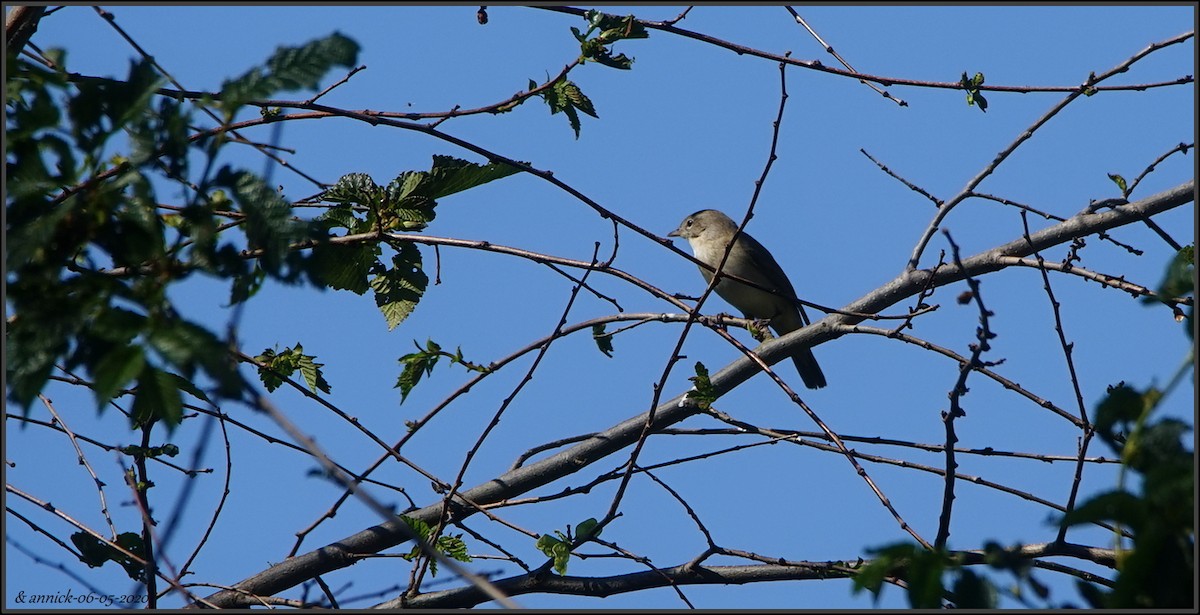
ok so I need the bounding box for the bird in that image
[668,209,826,389]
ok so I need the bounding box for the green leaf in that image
[91,344,145,408]
[1145,246,1194,335]
[255,344,330,395]
[214,167,299,276]
[1094,382,1145,452]
[575,517,602,541]
[419,154,524,200]
[592,323,614,357]
[315,204,368,233]
[371,245,427,330]
[219,32,360,113]
[309,241,380,294]
[905,550,946,608]
[297,350,331,395]
[559,81,597,118]
[961,70,988,113]
[535,534,572,575]
[160,371,213,404]
[146,317,244,399]
[951,569,998,608]
[686,362,717,409]
[1060,490,1146,529]
[68,58,163,153]
[229,263,268,305]
[324,172,381,207]
[397,516,471,577]
[1108,173,1129,194]
[131,366,184,430]
[538,78,597,138]
[396,339,440,404]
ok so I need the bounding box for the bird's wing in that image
[740,232,813,326]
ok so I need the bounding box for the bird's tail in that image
[792,348,826,390]
[773,310,826,389]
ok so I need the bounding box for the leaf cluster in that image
[571,9,648,70]
[315,156,520,329]
[535,518,602,575]
[396,338,491,404]
[5,34,360,426]
[254,343,331,395]
[397,515,472,577]
[960,71,988,113]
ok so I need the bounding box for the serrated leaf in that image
[409,155,524,200]
[324,172,381,206]
[297,351,331,395]
[396,340,439,404]
[309,241,380,294]
[370,246,427,330]
[219,32,360,113]
[560,81,597,118]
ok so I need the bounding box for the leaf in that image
[560,81,597,118]
[214,167,298,276]
[371,245,428,330]
[1094,382,1145,452]
[535,534,572,575]
[397,516,471,577]
[538,78,597,138]
[160,371,213,404]
[91,344,145,409]
[147,317,244,398]
[67,58,163,152]
[296,350,331,395]
[131,366,184,430]
[686,362,717,409]
[418,154,524,200]
[229,263,267,305]
[308,241,380,294]
[592,323,614,357]
[71,531,146,581]
[1108,172,1129,194]
[951,569,997,608]
[575,517,602,541]
[255,344,331,395]
[1060,490,1147,529]
[324,172,381,207]
[396,339,440,404]
[219,32,360,113]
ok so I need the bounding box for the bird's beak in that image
[667,228,681,238]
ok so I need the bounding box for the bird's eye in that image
[685,219,693,227]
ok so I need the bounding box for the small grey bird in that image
[668,209,826,389]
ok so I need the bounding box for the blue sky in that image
[5,4,1195,609]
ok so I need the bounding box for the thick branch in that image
[379,541,1115,608]
[4,5,46,54]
